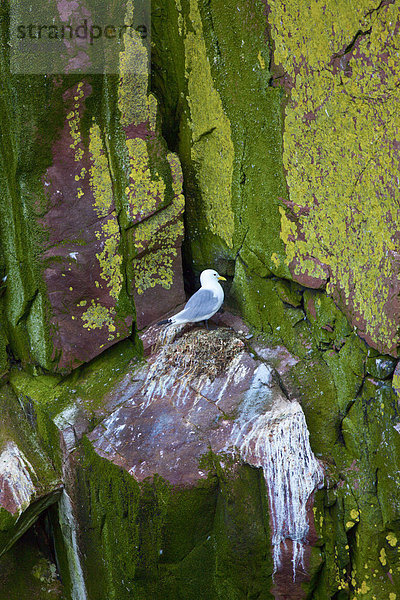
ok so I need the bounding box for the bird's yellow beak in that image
[218,276,227,281]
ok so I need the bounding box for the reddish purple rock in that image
[85,316,324,586]
[40,81,132,372]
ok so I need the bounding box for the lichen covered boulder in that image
[9,319,324,599]
[269,0,400,356]
[0,1,185,374]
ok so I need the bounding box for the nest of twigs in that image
[160,328,245,382]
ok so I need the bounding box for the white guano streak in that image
[231,366,324,578]
[141,336,323,579]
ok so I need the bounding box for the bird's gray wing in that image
[181,288,220,321]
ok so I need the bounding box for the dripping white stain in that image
[139,329,324,579]
[231,364,324,579]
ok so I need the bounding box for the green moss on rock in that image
[0,384,61,556]
[231,261,311,359]
[212,456,273,600]
[8,339,142,467]
[287,354,342,458]
[152,0,290,277]
[73,440,273,600]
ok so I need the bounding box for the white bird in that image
[158,269,226,326]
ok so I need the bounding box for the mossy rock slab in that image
[0,384,62,557]
[0,5,186,373]
[151,0,290,279]
[75,437,273,600]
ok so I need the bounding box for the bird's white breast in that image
[205,281,224,305]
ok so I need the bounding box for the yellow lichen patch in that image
[183,0,235,248]
[358,581,370,595]
[345,509,358,530]
[390,593,396,600]
[133,196,184,253]
[167,152,184,196]
[81,300,117,341]
[147,94,158,131]
[337,577,348,591]
[270,0,400,353]
[133,246,179,295]
[95,219,123,300]
[175,0,184,35]
[271,253,280,267]
[279,206,297,247]
[131,151,185,295]
[257,50,266,70]
[84,121,123,321]
[67,81,85,162]
[88,123,114,218]
[380,548,387,566]
[387,532,398,547]
[124,138,165,220]
[133,216,184,294]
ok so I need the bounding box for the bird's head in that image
[200,269,226,286]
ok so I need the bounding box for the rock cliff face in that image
[1,1,400,599]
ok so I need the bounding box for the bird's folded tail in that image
[157,318,172,326]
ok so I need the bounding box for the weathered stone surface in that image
[269,0,400,355]
[0,1,186,373]
[9,315,323,598]
[0,385,62,557]
[40,81,133,371]
[85,323,323,592]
